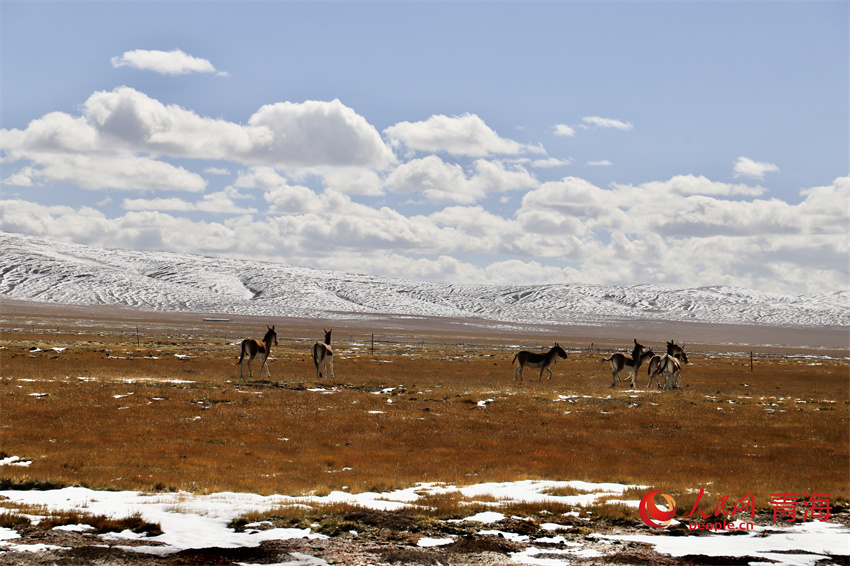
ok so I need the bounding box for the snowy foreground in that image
[1,480,847,566]
[2,231,848,329]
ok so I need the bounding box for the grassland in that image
[1,302,848,522]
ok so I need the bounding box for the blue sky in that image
[2,1,848,295]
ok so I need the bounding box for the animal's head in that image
[633,339,646,354]
[667,340,688,363]
[323,328,332,344]
[555,343,568,359]
[266,325,279,346]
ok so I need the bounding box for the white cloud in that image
[553,124,575,137]
[111,49,226,76]
[384,156,537,204]
[615,175,766,197]
[1,88,396,194]
[248,99,396,169]
[3,176,848,294]
[122,188,256,214]
[384,113,543,157]
[122,197,196,212]
[530,157,570,168]
[733,156,780,179]
[587,160,612,166]
[582,116,633,130]
[3,151,206,192]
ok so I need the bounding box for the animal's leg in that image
[516,365,524,381]
[611,370,618,387]
[545,367,554,381]
[262,354,272,378]
[328,357,335,379]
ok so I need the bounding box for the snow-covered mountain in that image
[1,231,847,328]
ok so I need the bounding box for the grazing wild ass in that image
[512,343,568,382]
[311,328,334,380]
[647,340,689,389]
[602,339,650,388]
[237,325,278,379]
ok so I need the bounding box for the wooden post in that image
[750,352,754,372]
[371,334,375,355]
[136,326,140,347]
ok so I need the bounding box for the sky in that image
[1,1,848,296]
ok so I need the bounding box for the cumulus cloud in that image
[1,83,845,295]
[553,124,575,137]
[1,88,396,194]
[733,156,780,179]
[3,176,848,293]
[582,116,633,130]
[111,49,226,76]
[384,156,538,204]
[384,113,544,157]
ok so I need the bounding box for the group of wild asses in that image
[512,338,687,389]
[236,326,335,381]
[599,339,689,390]
[237,326,687,391]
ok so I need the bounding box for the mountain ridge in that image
[1,231,847,329]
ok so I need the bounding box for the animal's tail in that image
[601,356,613,364]
[311,343,319,368]
[511,353,518,365]
[235,341,245,365]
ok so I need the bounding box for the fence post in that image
[750,352,754,372]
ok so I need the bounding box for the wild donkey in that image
[311,328,334,380]
[602,339,650,388]
[647,340,689,389]
[237,325,278,379]
[512,343,568,382]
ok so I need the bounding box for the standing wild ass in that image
[602,339,650,388]
[647,340,689,389]
[311,329,334,380]
[512,343,568,382]
[237,325,278,379]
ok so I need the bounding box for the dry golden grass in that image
[1,307,848,523]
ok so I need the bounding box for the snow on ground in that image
[1,482,847,565]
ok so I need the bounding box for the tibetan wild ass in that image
[513,343,568,382]
[311,328,334,380]
[237,325,278,379]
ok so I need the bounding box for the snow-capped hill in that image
[1,231,847,328]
